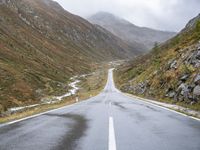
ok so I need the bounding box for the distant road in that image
[0,69,200,150]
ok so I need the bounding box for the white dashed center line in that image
[109,116,117,150]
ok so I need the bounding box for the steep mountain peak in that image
[91,11,116,18]
[89,11,131,25]
[90,11,120,19]
[88,12,176,52]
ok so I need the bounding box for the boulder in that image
[166,88,176,98]
[193,85,200,95]
[193,85,200,101]
[196,50,200,60]
[176,83,189,101]
[177,83,186,93]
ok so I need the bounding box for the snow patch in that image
[8,74,87,114]
[55,79,80,101]
[8,104,40,113]
[19,14,30,25]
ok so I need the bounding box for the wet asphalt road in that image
[0,69,200,150]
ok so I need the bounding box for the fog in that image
[54,0,200,32]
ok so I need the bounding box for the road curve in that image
[0,69,200,150]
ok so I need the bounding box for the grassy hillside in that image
[115,14,200,110]
[0,0,138,113]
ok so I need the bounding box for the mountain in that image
[88,12,176,52]
[115,14,200,110]
[0,0,139,112]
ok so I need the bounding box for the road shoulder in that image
[123,92,200,121]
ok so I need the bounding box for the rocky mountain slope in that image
[115,14,200,110]
[88,12,176,52]
[0,0,139,112]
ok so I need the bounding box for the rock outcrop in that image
[116,14,200,110]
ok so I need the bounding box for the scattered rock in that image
[121,43,200,104]
[153,70,158,75]
[194,74,200,84]
[186,47,200,67]
[167,91,176,98]
[137,82,147,94]
[129,82,148,94]
[180,74,189,82]
[35,89,43,97]
[169,60,177,69]
[121,84,133,93]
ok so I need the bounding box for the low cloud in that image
[55,0,200,32]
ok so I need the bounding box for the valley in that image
[0,1,200,149]
[0,0,137,113]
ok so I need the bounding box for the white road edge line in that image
[123,93,200,122]
[111,68,199,121]
[0,105,72,128]
[109,116,117,150]
[109,102,112,108]
[0,95,99,128]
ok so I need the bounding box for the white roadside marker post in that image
[76,97,79,103]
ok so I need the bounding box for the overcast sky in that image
[54,0,200,32]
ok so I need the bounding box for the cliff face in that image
[116,14,200,110]
[0,0,137,111]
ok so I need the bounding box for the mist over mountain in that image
[88,12,176,52]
